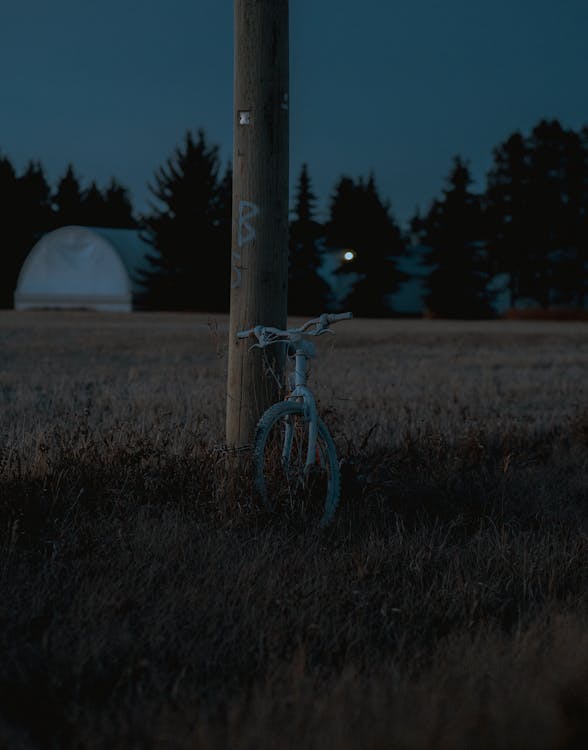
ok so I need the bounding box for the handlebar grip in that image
[327,312,353,322]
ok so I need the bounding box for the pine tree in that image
[525,120,570,307]
[139,130,231,311]
[550,127,588,307]
[485,120,588,308]
[288,164,330,314]
[102,178,136,228]
[485,132,532,306]
[413,157,492,318]
[326,174,405,316]
[0,155,22,307]
[0,157,54,307]
[579,126,588,307]
[17,161,53,241]
[52,165,85,226]
[80,181,107,226]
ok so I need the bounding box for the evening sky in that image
[1,0,587,224]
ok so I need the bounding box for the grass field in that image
[1,311,587,749]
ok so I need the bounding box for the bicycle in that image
[237,311,352,526]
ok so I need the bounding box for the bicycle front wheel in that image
[253,401,340,526]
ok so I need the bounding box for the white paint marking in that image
[232,201,260,289]
[238,201,260,247]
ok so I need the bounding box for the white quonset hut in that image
[14,226,153,312]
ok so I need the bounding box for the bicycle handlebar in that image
[237,311,352,343]
[301,311,352,331]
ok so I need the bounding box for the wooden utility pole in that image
[226,0,289,448]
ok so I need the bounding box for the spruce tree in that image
[0,157,54,307]
[52,165,85,226]
[485,132,532,306]
[0,155,22,307]
[18,161,53,242]
[76,179,136,228]
[525,120,569,307]
[579,126,588,307]
[288,164,330,314]
[101,178,136,228]
[530,120,588,308]
[326,174,405,316]
[413,157,492,318]
[80,181,107,226]
[139,130,231,311]
[485,120,588,308]
[551,127,588,307]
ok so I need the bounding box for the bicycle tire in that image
[253,401,340,526]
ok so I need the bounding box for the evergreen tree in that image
[0,155,23,307]
[139,130,231,311]
[102,178,136,228]
[550,126,588,306]
[579,126,588,307]
[79,178,136,228]
[485,120,588,308]
[326,174,405,316]
[80,181,107,226]
[17,161,54,241]
[0,157,54,307]
[413,157,492,318]
[484,132,532,306]
[52,167,136,229]
[525,119,569,307]
[52,164,85,226]
[288,164,330,314]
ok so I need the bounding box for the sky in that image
[1,0,587,226]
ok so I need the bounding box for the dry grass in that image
[1,311,587,749]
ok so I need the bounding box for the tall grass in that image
[1,312,587,748]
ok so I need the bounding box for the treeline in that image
[413,120,588,316]
[139,119,588,316]
[2,118,587,315]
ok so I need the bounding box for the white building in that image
[14,225,153,312]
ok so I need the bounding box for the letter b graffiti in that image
[238,201,260,247]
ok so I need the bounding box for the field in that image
[1,311,588,749]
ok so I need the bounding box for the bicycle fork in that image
[284,348,319,471]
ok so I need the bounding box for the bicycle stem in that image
[294,350,307,388]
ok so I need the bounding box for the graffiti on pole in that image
[232,200,260,289]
